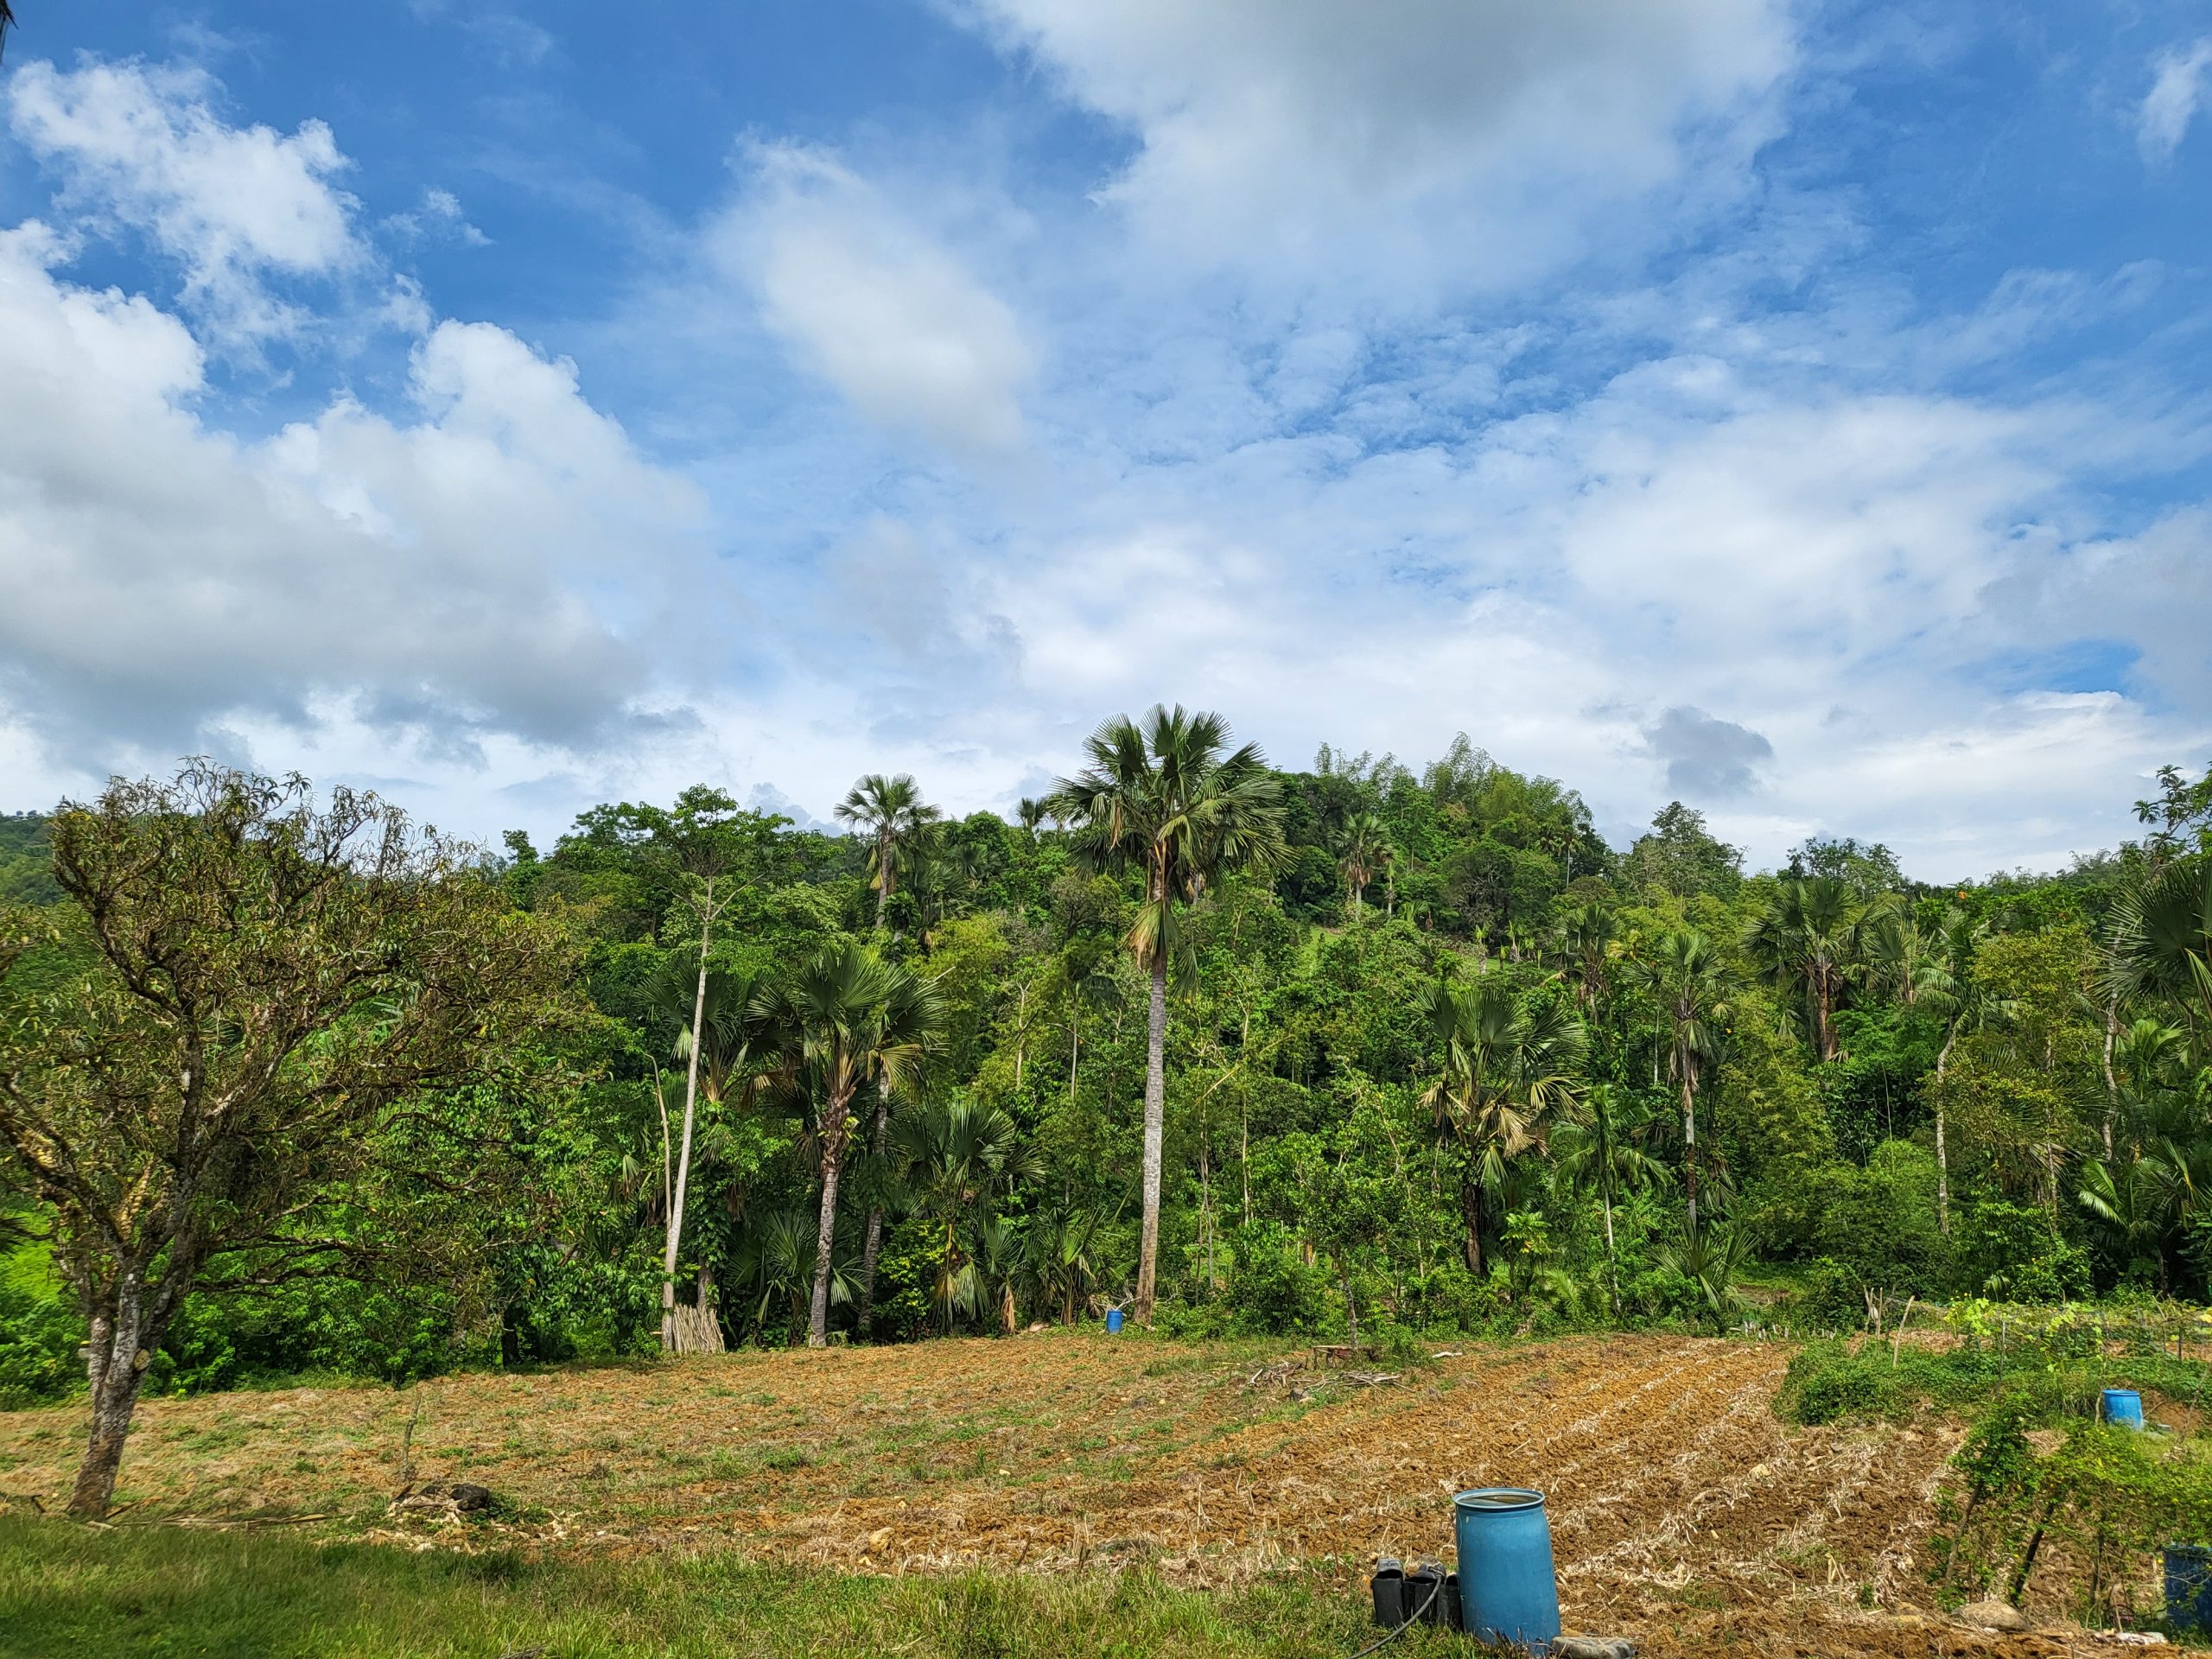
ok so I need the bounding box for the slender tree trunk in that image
[1460,1170,1484,1277]
[1601,1185,1620,1317]
[809,1090,853,1348]
[855,1094,892,1339]
[2101,996,2120,1159]
[1350,882,1361,920]
[69,1273,155,1517]
[1681,1055,1700,1235]
[874,831,891,930]
[1135,952,1169,1323]
[1934,1028,1955,1236]
[663,898,713,1353]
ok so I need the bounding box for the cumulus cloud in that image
[715,144,1034,457]
[955,0,1792,276]
[1642,706,1773,798]
[0,226,706,770]
[6,57,365,346]
[2139,40,2212,163]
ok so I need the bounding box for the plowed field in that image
[0,1333,2094,1656]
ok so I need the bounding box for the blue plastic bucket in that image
[1105,1308,1124,1334]
[2102,1389,2145,1430]
[1453,1488,1560,1653]
[2168,1546,2212,1632]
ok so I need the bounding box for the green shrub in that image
[1222,1222,1330,1337]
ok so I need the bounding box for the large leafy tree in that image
[1416,973,1585,1276]
[1047,705,1288,1323]
[836,773,942,931]
[1630,927,1729,1233]
[761,941,942,1346]
[1916,906,2011,1233]
[0,765,575,1516]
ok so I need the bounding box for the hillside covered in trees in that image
[3,726,2209,1412]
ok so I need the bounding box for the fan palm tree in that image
[1027,1206,1103,1325]
[1554,1084,1669,1314]
[1553,901,1617,1011]
[836,773,942,931]
[892,1098,1036,1330]
[1017,797,1050,837]
[1416,973,1586,1276]
[760,942,944,1346]
[1658,1217,1748,1333]
[1742,875,1872,1061]
[2107,855,2212,1044]
[1335,811,1392,920]
[642,961,769,1351]
[1628,927,1728,1233]
[1046,705,1289,1322]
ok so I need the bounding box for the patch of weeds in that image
[760,1447,812,1473]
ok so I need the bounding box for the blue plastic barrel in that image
[1453,1488,1560,1653]
[2102,1389,2145,1430]
[2168,1546,2212,1632]
[1105,1307,1124,1334]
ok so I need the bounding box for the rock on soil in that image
[1955,1600,2030,1632]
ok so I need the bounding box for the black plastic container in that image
[1406,1562,1447,1626]
[1370,1558,1405,1628]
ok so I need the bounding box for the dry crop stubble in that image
[0,1332,2067,1656]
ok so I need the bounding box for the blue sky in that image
[0,1,2208,875]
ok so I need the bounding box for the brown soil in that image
[0,1332,2136,1656]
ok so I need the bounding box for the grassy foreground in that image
[0,1514,1438,1659]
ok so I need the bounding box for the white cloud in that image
[2139,39,2212,163]
[0,225,708,774]
[6,57,365,346]
[956,0,1792,278]
[715,144,1035,457]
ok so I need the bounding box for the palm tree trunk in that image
[809,1089,852,1348]
[1460,1170,1484,1277]
[855,1095,892,1338]
[1681,1058,1699,1235]
[663,905,712,1353]
[1135,952,1168,1323]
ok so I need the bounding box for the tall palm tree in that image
[1742,875,1872,1061]
[760,942,943,1346]
[836,773,942,931]
[1017,797,1050,837]
[642,961,768,1352]
[1416,973,1586,1276]
[1046,705,1288,1322]
[1554,1083,1668,1315]
[1629,928,1728,1233]
[893,1098,1035,1330]
[1335,811,1392,920]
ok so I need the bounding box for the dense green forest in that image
[3,728,2210,1410]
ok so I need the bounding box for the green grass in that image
[0,1514,1462,1659]
[1777,1337,2212,1427]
